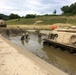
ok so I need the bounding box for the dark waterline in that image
[10,33,76,75]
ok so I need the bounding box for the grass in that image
[6,16,76,26]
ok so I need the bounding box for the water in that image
[9,33,76,75]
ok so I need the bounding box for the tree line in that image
[0,13,36,20]
[0,13,20,20]
[0,2,76,20]
[61,2,76,15]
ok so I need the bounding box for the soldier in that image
[25,32,29,39]
[21,34,25,40]
[6,28,10,37]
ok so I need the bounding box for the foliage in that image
[0,13,21,20]
[53,10,57,15]
[61,2,76,15]
[6,16,76,25]
[25,14,36,18]
[0,13,9,20]
[9,13,20,19]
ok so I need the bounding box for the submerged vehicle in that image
[43,27,76,53]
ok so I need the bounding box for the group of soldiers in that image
[6,28,42,44]
[21,32,29,40]
[21,32,42,40]
[6,28,29,40]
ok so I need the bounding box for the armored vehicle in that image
[43,27,76,53]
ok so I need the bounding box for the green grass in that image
[6,16,76,25]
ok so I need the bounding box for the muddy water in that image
[9,33,76,75]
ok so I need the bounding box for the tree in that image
[61,6,70,14]
[0,13,9,20]
[53,10,57,15]
[9,13,20,19]
[25,14,36,18]
[61,2,76,15]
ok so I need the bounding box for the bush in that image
[25,14,36,18]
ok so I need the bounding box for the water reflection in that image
[38,37,42,44]
[21,38,30,45]
[25,38,29,44]
[42,45,76,74]
[21,40,25,45]
[10,33,76,75]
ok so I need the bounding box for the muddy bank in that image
[0,28,41,36]
[0,28,26,35]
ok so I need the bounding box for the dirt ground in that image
[7,23,74,30]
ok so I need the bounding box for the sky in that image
[0,0,76,16]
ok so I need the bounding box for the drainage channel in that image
[9,32,76,75]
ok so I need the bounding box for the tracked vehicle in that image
[43,27,76,53]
